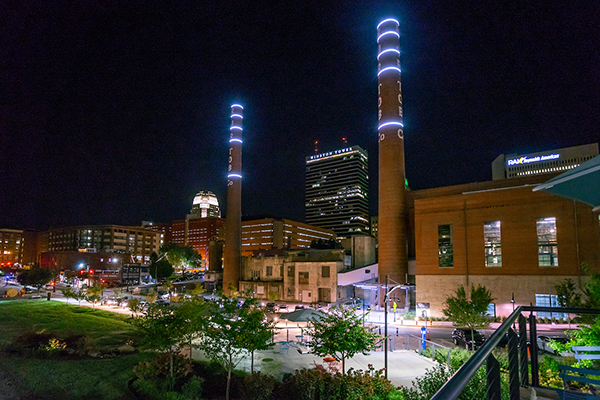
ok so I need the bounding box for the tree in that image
[132,301,202,390]
[555,278,583,327]
[17,267,55,293]
[443,284,494,351]
[61,287,75,304]
[149,252,174,282]
[242,305,277,373]
[199,295,273,400]
[303,304,380,374]
[159,243,202,275]
[73,288,87,307]
[85,282,105,309]
[127,297,143,316]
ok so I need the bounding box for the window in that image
[484,221,502,267]
[299,272,309,284]
[321,265,330,278]
[537,217,558,266]
[535,294,566,320]
[251,270,260,279]
[287,265,294,277]
[266,266,273,277]
[438,225,453,267]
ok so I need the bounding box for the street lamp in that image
[383,276,406,380]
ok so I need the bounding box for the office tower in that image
[190,191,221,218]
[377,18,408,284]
[305,145,370,238]
[223,104,243,292]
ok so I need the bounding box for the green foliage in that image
[277,366,395,400]
[538,356,562,388]
[199,294,275,399]
[132,375,204,400]
[61,286,75,304]
[549,317,600,368]
[150,252,175,281]
[419,347,471,369]
[443,284,494,351]
[17,267,55,292]
[555,278,583,308]
[128,297,143,314]
[85,283,104,308]
[159,244,202,274]
[240,372,277,400]
[303,305,380,373]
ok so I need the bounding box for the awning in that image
[533,155,600,212]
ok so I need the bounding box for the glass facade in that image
[537,217,558,266]
[484,221,502,267]
[535,294,566,320]
[438,225,453,267]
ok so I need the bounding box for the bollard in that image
[396,327,399,336]
[47,292,51,301]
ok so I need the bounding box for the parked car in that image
[452,328,486,350]
[295,305,306,311]
[537,335,569,355]
[277,304,288,312]
[265,303,278,312]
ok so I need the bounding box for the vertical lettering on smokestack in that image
[223,104,243,293]
[377,18,407,284]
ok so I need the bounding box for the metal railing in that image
[406,334,452,366]
[431,306,600,400]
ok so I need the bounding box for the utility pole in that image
[384,275,388,379]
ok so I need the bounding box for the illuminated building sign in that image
[507,153,560,166]
[309,147,354,161]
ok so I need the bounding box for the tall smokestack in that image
[223,103,243,292]
[377,18,407,284]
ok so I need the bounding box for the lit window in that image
[537,217,558,267]
[438,225,453,268]
[484,221,502,267]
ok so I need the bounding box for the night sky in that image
[2,1,599,231]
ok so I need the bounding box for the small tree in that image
[132,302,199,390]
[303,305,380,374]
[61,287,75,304]
[555,278,583,328]
[149,251,174,282]
[443,284,494,351]
[199,295,268,400]
[242,305,277,373]
[85,282,105,309]
[73,288,87,307]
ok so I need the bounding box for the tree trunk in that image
[226,353,232,400]
[169,350,174,391]
[342,357,345,374]
[470,327,475,352]
[251,350,254,373]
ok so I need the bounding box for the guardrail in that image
[431,306,600,400]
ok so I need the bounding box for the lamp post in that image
[383,277,405,380]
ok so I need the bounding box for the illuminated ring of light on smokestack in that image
[377,18,399,30]
[377,66,402,76]
[230,113,243,119]
[231,104,244,109]
[377,31,400,42]
[228,173,242,179]
[378,121,404,130]
[377,48,400,60]
[229,138,242,143]
[230,126,243,131]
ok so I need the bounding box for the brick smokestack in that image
[377,19,408,284]
[223,104,243,293]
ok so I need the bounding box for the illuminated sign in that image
[507,153,560,166]
[309,147,354,160]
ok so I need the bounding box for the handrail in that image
[430,306,523,400]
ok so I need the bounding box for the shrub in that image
[134,353,193,382]
[538,356,562,388]
[132,376,203,400]
[240,372,276,400]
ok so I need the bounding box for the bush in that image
[276,366,396,400]
[538,356,562,388]
[134,353,193,382]
[240,372,276,400]
[132,376,204,400]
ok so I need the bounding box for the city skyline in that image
[2,2,598,230]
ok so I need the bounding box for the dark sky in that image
[2,1,599,231]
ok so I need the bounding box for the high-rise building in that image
[305,145,370,238]
[190,191,221,218]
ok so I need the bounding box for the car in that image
[537,335,569,355]
[452,328,486,350]
[265,303,278,312]
[277,304,288,312]
[295,305,306,311]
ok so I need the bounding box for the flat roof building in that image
[305,145,370,238]
[492,143,598,180]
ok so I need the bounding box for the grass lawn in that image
[0,299,135,347]
[0,299,151,400]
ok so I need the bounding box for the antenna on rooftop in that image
[314,140,319,153]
